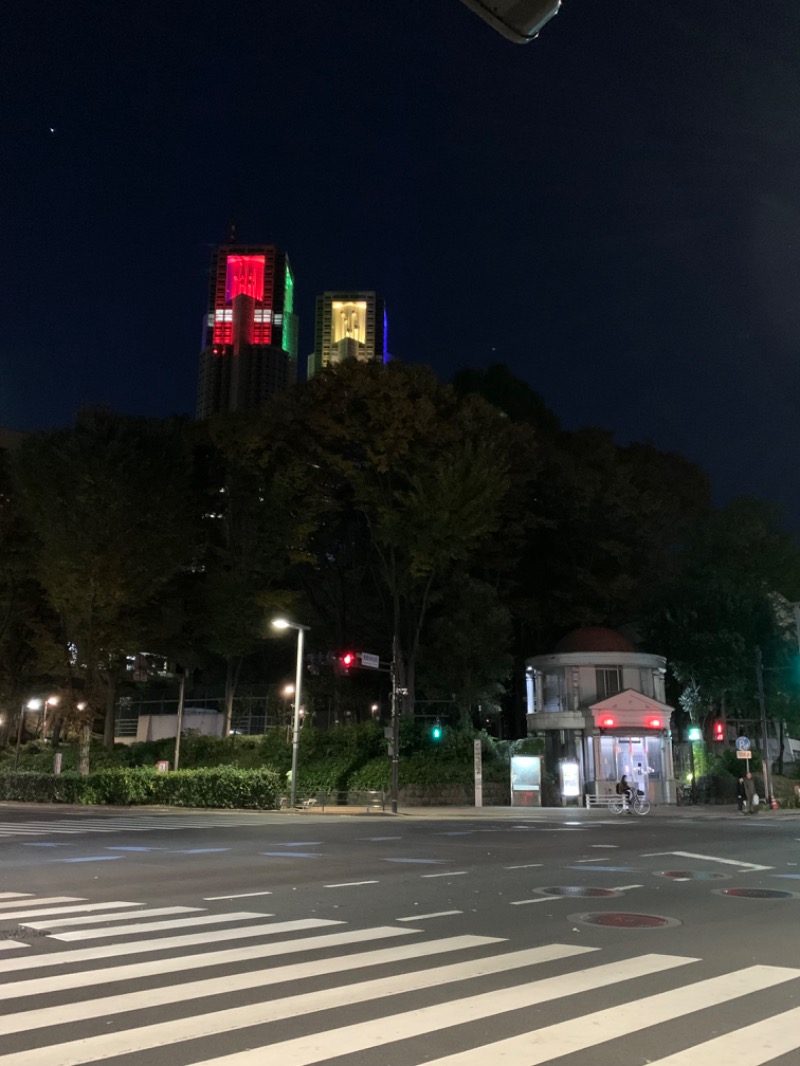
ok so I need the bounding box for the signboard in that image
[736,750,752,760]
[156,760,170,772]
[474,740,483,808]
[735,736,751,751]
[560,760,580,798]
[510,755,542,808]
[360,652,380,670]
[53,752,62,775]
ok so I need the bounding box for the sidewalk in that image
[287,802,800,820]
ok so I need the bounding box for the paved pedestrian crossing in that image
[0,892,799,1065]
[0,813,278,838]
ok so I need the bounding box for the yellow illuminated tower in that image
[307,292,388,379]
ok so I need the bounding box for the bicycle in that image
[608,789,650,816]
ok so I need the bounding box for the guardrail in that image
[280,790,387,812]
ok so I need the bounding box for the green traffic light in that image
[431,725,442,740]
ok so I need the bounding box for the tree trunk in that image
[78,723,91,776]
[103,677,117,748]
[223,657,242,736]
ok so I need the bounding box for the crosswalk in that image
[0,814,276,838]
[0,891,799,1065]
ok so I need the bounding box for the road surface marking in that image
[23,906,200,929]
[0,935,504,1038]
[0,896,84,910]
[0,918,342,974]
[0,892,34,899]
[49,911,271,941]
[203,891,272,900]
[642,1003,800,1063]
[644,851,773,871]
[324,881,379,888]
[0,941,26,951]
[0,942,606,1063]
[397,911,462,921]
[174,954,696,1066]
[0,901,140,921]
[414,965,800,1066]
[510,897,559,905]
[0,926,418,998]
[421,871,468,878]
[504,863,543,869]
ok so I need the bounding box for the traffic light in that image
[713,720,724,742]
[431,723,442,741]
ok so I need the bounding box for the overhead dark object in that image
[459,0,562,43]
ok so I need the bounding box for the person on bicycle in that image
[619,774,633,812]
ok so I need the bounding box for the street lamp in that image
[272,618,310,808]
[14,697,44,770]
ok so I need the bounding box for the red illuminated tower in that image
[196,244,299,418]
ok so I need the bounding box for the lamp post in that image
[15,698,44,770]
[272,619,309,809]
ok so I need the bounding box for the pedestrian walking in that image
[743,771,756,814]
[736,776,746,814]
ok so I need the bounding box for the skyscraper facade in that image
[307,291,388,379]
[196,244,299,419]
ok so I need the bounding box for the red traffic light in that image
[713,720,724,742]
[340,651,357,669]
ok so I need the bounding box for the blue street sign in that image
[735,736,751,751]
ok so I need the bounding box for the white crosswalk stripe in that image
[0,814,279,837]
[1,897,799,1066]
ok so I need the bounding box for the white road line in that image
[324,881,379,888]
[23,906,200,930]
[612,884,644,891]
[509,898,558,906]
[396,911,462,921]
[0,942,603,1063]
[0,941,26,951]
[0,935,506,1038]
[0,926,421,1000]
[591,844,619,848]
[50,911,271,941]
[0,933,475,997]
[417,965,800,1066]
[0,896,84,910]
[0,918,342,974]
[421,871,468,878]
[503,864,543,870]
[575,858,606,863]
[643,1003,800,1064]
[0,892,33,899]
[181,953,697,1066]
[203,892,273,900]
[0,901,141,922]
[644,850,773,872]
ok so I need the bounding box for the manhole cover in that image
[657,870,728,881]
[718,888,796,900]
[538,886,618,898]
[570,911,681,929]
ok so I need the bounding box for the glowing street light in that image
[271,618,310,808]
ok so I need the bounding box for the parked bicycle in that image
[609,788,650,816]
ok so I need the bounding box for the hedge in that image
[0,766,281,809]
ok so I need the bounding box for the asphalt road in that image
[0,801,799,1066]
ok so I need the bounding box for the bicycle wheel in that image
[633,797,650,816]
[608,796,625,814]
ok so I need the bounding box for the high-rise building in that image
[196,244,299,419]
[307,291,388,379]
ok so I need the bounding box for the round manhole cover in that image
[538,887,618,898]
[570,911,681,929]
[718,888,796,900]
[657,870,728,881]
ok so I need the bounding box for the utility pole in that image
[755,647,773,808]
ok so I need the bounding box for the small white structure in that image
[117,708,225,745]
[526,627,676,805]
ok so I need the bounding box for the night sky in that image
[3,1,799,525]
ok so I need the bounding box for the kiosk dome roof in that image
[554,627,636,654]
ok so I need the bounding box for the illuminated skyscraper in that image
[196,244,299,419]
[307,291,388,379]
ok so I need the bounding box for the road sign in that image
[736,750,752,760]
[735,736,751,751]
[360,652,380,669]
